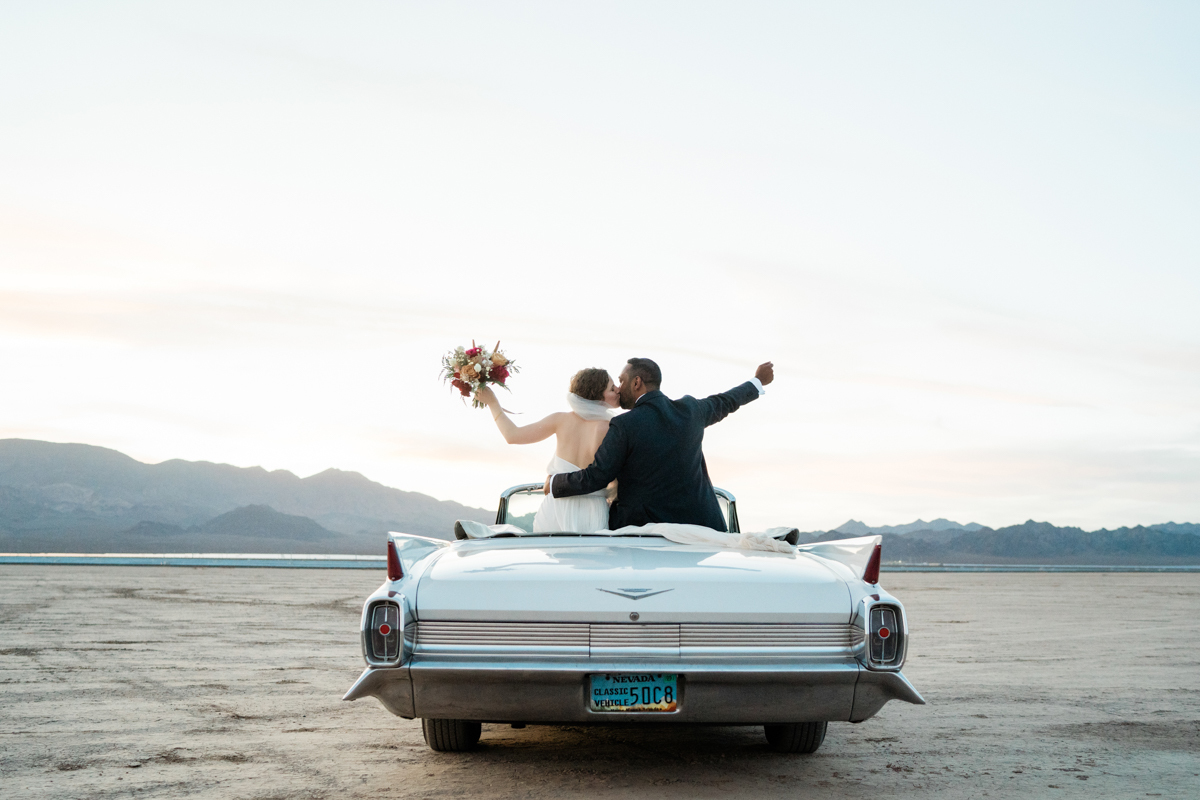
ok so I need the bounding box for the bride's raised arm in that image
[477,385,563,445]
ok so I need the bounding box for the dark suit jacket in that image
[551,381,761,531]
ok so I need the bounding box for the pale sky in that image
[1,2,1197,531]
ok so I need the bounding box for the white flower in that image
[474,363,483,373]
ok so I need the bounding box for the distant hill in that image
[100,505,353,553]
[809,519,1200,565]
[834,518,985,536]
[0,439,493,553]
[1148,522,1200,537]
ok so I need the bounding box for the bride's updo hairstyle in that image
[569,368,610,401]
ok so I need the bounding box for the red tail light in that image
[868,605,903,667]
[862,543,881,585]
[368,602,401,663]
[387,539,403,581]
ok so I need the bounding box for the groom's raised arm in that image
[699,361,773,427]
[550,422,628,498]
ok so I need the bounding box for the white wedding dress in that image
[532,455,609,533]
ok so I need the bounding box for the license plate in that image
[589,673,678,712]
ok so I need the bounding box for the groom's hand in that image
[543,476,552,495]
[755,361,774,386]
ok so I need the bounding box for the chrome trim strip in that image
[412,621,866,661]
[682,623,863,646]
[416,621,589,658]
[590,623,681,658]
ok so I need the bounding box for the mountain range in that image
[1,438,1197,563]
[804,519,1200,565]
[0,439,492,554]
[833,518,986,536]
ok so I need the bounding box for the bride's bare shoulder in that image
[543,411,576,427]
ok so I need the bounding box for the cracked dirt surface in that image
[1,566,1197,799]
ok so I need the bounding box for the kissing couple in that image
[475,357,774,534]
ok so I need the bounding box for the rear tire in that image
[421,718,482,752]
[764,721,827,754]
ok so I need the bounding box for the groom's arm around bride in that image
[546,359,774,532]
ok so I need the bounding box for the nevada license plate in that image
[589,673,678,712]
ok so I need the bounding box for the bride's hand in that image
[476,385,497,407]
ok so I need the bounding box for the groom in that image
[545,358,774,532]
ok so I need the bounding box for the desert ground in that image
[1,566,1197,800]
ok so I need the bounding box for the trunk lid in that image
[414,538,852,624]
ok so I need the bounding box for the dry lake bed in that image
[1,566,1197,799]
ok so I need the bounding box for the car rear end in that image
[345,535,923,751]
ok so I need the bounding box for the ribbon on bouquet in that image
[483,395,521,416]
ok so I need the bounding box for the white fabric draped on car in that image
[452,518,881,570]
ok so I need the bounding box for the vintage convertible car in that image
[344,484,924,753]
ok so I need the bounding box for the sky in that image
[1,1,1198,532]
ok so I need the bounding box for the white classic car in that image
[344,484,924,753]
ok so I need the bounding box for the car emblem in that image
[597,587,674,601]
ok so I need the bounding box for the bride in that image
[476,368,618,533]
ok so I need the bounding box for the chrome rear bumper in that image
[343,660,924,723]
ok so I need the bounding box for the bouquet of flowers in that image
[441,340,518,409]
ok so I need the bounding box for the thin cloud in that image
[840,374,1090,408]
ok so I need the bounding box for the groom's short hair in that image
[626,358,661,390]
